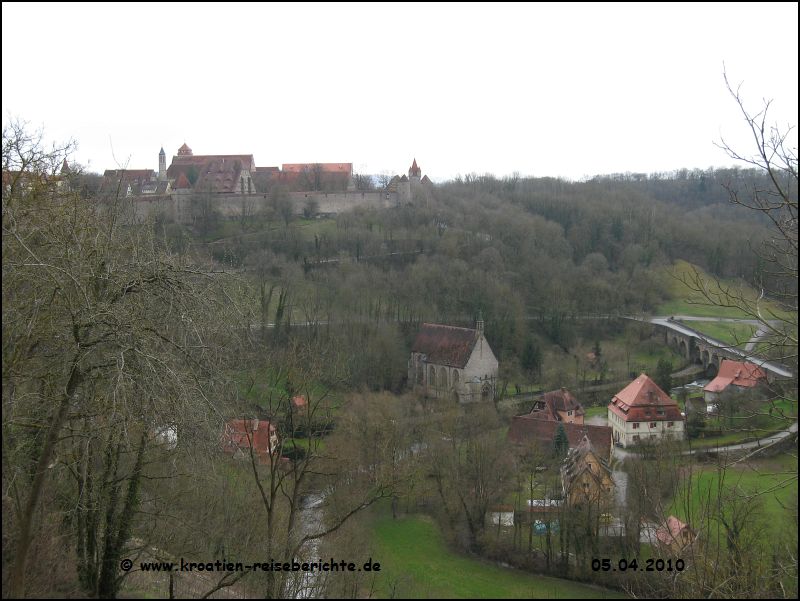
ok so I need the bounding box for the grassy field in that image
[372,513,624,599]
[667,454,797,540]
[679,320,756,346]
[657,260,792,319]
[584,406,609,419]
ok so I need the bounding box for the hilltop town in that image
[98,144,433,223]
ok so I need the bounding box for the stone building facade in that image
[408,319,498,403]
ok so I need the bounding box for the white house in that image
[607,374,684,448]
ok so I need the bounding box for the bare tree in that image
[680,71,797,371]
[2,120,240,597]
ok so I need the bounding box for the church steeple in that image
[409,158,421,181]
[158,146,166,181]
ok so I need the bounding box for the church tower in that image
[158,147,166,181]
[409,158,421,182]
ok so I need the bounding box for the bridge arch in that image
[679,340,688,359]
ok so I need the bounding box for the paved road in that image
[612,421,798,460]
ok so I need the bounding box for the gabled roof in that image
[412,323,479,368]
[608,373,682,422]
[655,515,695,547]
[282,163,352,174]
[174,173,192,189]
[704,359,767,393]
[222,419,277,455]
[532,388,584,421]
[508,416,613,461]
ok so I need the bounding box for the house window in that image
[668,421,674,427]
[567,410,572,416]
[632,422,640,429]
[649,422,657,428]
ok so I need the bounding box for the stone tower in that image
[158,147,166,181]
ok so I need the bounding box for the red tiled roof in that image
[409,158,421,177]
[508,415,613,461]
[282,163,352,174]
[655,515,694,547]
[704,360,767,393]
[178,143,192,155]
[608,374,682,422]
[222,419,277,455]
[174,173,191,189]
[532,388,584,420]
[412,323,479,368]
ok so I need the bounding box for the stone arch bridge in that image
[643,317,794,380]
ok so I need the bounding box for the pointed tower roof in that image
[60,158,71,174]
[177,143,193,156]
[159,146,166,156]
[409,158,421,178]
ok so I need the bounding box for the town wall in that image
[127,190,401,224]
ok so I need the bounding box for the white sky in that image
[3,2,798,181]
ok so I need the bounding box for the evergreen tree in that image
[655,358,673,393]
[553,423,569,458]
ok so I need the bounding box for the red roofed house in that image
[221,419,279,463]
[409,316,498,403]
[530,388,585,424]
[703,359,767,403]
[607,374,684,448]
[508,415,613,461]
[655,515,696,551]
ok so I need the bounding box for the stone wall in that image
[127,190,401,224]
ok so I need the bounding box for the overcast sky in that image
[3,2,797,181]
